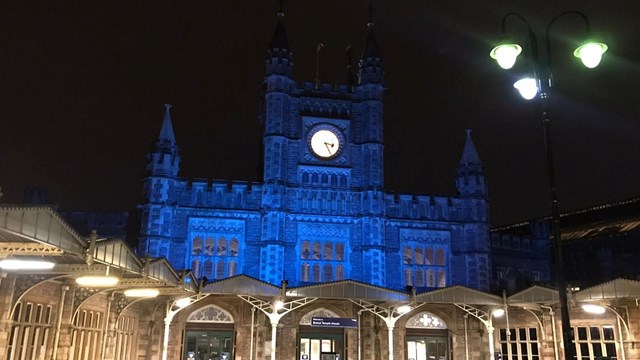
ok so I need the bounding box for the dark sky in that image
[1,0,639,226]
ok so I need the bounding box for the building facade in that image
[138,9,491,293]
[4,7,640,360]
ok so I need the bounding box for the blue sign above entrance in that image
[311,317,357,328]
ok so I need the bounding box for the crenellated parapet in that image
[384,193,488,222]
[170,179,262,210]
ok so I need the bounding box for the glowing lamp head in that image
[492,308,505,317]
[175,297,192,308]
[582,304,606,314]
[396,305,413,314]
[273,299,285,310]
[490,42,522,70]
[124,288,160,298]
[76,275,120,287]
[574,40,608,68]
[0,259,55,270]
[513,77,539,100]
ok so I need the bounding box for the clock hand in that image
[324,142,334,155]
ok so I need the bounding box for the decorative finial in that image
[466,129,472,136]
[278,0,284,17]
[164,104,172,111]
[368,0,374,27]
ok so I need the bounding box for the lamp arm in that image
[544,10,592,88]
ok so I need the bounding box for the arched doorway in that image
[405,311,448,360]
[183,305,234,360]
[299,308,345,360]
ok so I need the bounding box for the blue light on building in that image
[138,10,491,291]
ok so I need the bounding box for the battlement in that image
[384,192,487,222]
[173,178,263,209]
[300,81,352,95]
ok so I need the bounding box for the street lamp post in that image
[490,11,607,360]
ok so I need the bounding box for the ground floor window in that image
[406,335,448,360]
[183,330,233,360]
[298,332,343,360]
[114,315,137,360]
[68,309,103,360]
[572,325,617,360]
[498,328,539,360]
[7,301,53,360]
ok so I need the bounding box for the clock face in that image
[309,129,341,159]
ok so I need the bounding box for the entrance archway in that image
[183,305,234,360]
[405,311,448,360]
[299,308,345,360]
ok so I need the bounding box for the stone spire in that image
[456,129,487,197]
[358,2,384,85]
[147,104,180,177]
[157,104,176,148]
[266,5,293,77]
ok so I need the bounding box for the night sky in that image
[1,1,639,226]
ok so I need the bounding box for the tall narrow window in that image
[301,241,311,259]
[229,238,239,256]
[228,261,237,277]
[301,264,310,282]
[404,247,413,264]
[405,269,413,286]
[437,270,447,287]
[436,248,445,266]
[192,237,203,256]
[426,248,434,265]
[415,247,424,265]
[203,260,213,278]
[204,237,214,255]
[415,269,425,287]
[216,260,225,279]
[335,243,344,261]
[324,242,333,260]
[312,264,321,282]
[336,265,344,280]
[426,269,435,287]
[191,259,201,277]
[323,264,333,281]
[313,242,321,260]
[217,237,227,256]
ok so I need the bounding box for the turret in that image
[355,5,385,189]
[358,5,384,85]
[265,10,293,77]
[146,104,180,177]
[456,129,487,197]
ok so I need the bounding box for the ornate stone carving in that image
[298,223,349,238]
[187,305,234,323]
[406,311,447,329]
[72,287,101,315]
[188,218,245,233]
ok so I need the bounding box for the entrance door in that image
[406,336,447,360]
[299,333,343,360]
[183,330,233,360]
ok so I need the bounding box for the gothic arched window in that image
[301,241,311,259]
[187,305,234,323]
[229,238,239,256]
[406,311,447,329]
[217,237,227,256]
[204,237,214,256]
[436,249,445,266]
[312,264,321,282]
[203,259,213,278]
[192,237,203,256]
[228,261,237,277]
